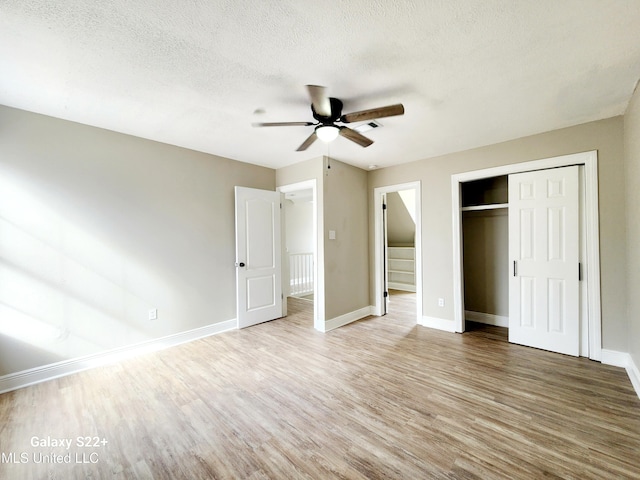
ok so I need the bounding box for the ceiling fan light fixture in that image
[316,125,339,143]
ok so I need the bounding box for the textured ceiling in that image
[1,0,640,170]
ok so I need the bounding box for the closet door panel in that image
[508,166,579,356]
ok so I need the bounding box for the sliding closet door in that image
[508,166,580,356]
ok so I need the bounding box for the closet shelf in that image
[461,203,508,212]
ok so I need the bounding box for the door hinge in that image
[513,260,517,277]
[382,203,387,210]
[383,291,388,298]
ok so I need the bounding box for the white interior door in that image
[508,166,580,356]
[235,186,282,329]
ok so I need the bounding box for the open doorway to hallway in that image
[279,179,320,329]
[278,179,325,332]
[283,188,314,308]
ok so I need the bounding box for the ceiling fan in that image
[252,85,405,151]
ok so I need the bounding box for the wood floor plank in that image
[1,292,639,479]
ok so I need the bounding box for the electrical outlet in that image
[149,308,158,320]
[438,298,445,307]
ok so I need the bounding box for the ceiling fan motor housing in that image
[312,97,343,124]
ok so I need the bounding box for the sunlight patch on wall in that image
[0,168,169,364]
[398,189,416,223]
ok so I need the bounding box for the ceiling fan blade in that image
[252,121,314,127]
[296,132,318,151]
[306,85,332,117]
[339,127,373,148]
[340,104,405,123]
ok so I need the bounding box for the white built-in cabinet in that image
[387,246,416,292]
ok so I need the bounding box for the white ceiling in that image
[1,1,640,170]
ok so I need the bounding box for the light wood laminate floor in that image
[1,293,639,479]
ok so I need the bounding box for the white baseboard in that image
[0,319,237,395]
[388,282,416,292]
[465,310,509,328]
[290,291,313,299]
[420,316,457,333]
[324,306,374,332]
[628,356,640,400]
[601,349,640,400]
[601,349,629,368]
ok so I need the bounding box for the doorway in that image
[451,151,602,360]
[374,182,422,323]
[385,190,417,317]
[277,180,321,331]
[284,188,314,303]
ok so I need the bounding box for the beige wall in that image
[0,105,274,376]
[277,157,369,322]
[624,84,640,368]
[386,192,416,247]
[323,160,369,320]
[275,157,325,188]
[369,117,628,351]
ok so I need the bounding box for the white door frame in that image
[374,181,423,323]
[451,151,602,361]
[277,179,323,331]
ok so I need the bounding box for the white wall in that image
[284,199,314,254]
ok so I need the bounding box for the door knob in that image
[236,262,245,267]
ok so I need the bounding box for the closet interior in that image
[461,175,509,327]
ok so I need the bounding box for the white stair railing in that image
[289,253,314,296]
